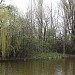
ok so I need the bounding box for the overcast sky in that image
[3,0,60,13]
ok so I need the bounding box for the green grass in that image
[32,52,64,59]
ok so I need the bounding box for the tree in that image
[60,0,75,54]
[37,0,43,40]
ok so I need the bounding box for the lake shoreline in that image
[0,53,75,61]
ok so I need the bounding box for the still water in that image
[0,58,75,75]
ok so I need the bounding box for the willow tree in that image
[1,25,6,58]
[0,4,17,58]
[0,5,9,58]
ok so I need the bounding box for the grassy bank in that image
[0,52,64,61]
[32,52,64,59]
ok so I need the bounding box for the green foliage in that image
[32,52,64,59]
[0,3,65,59]
[1,26,6,58]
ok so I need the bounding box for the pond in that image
[0,58,75,75]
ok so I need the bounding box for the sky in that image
[3,0,60,13]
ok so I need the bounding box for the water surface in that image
[0,58,75,75]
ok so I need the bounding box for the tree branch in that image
[0,0,3,4]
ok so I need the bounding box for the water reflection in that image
[0,58,75,75]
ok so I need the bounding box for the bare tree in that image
[37,0,43,40]
[60,0,75,54]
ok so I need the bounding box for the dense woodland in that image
[0,0,75,58]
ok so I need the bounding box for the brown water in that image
[0,58,75,75]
